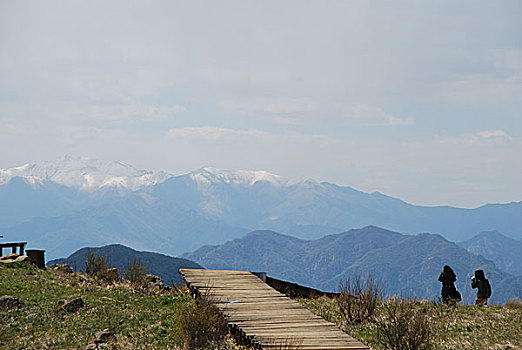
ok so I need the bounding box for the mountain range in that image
[1,156,521,261]
[5,194,247,260]
[48,244,203,285]
[182,226,522,304]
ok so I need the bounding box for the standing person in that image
[471,269,491,306]
[438,265,461,304]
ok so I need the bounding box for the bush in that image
[123,258,148,287]
[84,250,110,281]
[174,292,228,349]
[337,274,382,325]
[376,301,432,350]
[506,298,522,308]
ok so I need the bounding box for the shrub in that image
[506,298,522,308]
[174,292,228,349]
[84,249,110,281]
[376,300,432,350]
[337,274,383,325]
[123,258,148,288]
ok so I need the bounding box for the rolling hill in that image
[47,243,203,285]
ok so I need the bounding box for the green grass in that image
[0,262,242,349]
[3,261,521,349]
[299,296,522,350]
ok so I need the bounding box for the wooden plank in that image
[179,269,369,350]
[239,323,343,331]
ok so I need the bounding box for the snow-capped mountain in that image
[2,156,522,261]
[0,156,172,191]
[188,167,292,188]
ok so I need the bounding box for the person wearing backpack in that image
[471,269,491,306]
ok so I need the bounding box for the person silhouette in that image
[471,269,491,306]
[438,265,461,304]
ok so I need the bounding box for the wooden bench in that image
[0,242,28,256]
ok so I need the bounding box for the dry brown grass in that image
[376,300,432,350]
[299,297,522,350]
[337,275,383,325]
[122,258,148,288]
[173,291,229,349]
[505,298,522,308]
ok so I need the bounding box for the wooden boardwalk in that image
[179,269,369,350]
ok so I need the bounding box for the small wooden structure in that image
[0,242,27,256]
[26,249,46,269]
[180,268,369,350]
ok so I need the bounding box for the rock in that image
[94,329,116,343]
[50,264,74,273]
[59,297,84,313]
[78,275,89,283]
[105,268,119,283]
[14,255,28,262]
[0,254,28,264]
[0,253,19,260]
[85,343,97,349]
[0,295,20,309]
[145,274,164,289]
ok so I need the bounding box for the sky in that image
[1,1,521,208]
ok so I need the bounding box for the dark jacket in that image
[472,271,491,300]
[439,266,461,302]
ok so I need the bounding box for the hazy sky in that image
[1,1,521,208]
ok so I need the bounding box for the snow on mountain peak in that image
[0,156,172,191]
[0,156,325,193]
[189,167,289,188]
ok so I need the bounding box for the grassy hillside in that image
[300,296,522,350]
[2,261,521,349]
[0,261,241,350]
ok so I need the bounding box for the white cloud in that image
[342,103,414,126]
[433,49,522,104]
[436,73,522,102]
[489,49,522,71]
[219,99,413,127]
[476,130,512,140]
[438,130,514,145]
[167,126,269,141]
[219,97,318,115]
[1,102,187,125]
[79,104,187,123]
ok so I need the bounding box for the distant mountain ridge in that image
[150,170,522,241]
[182,226,522,304]
[5,194,248,260]
[2,156,522,260]
[458,231,522,276]
[47,244,203,285]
